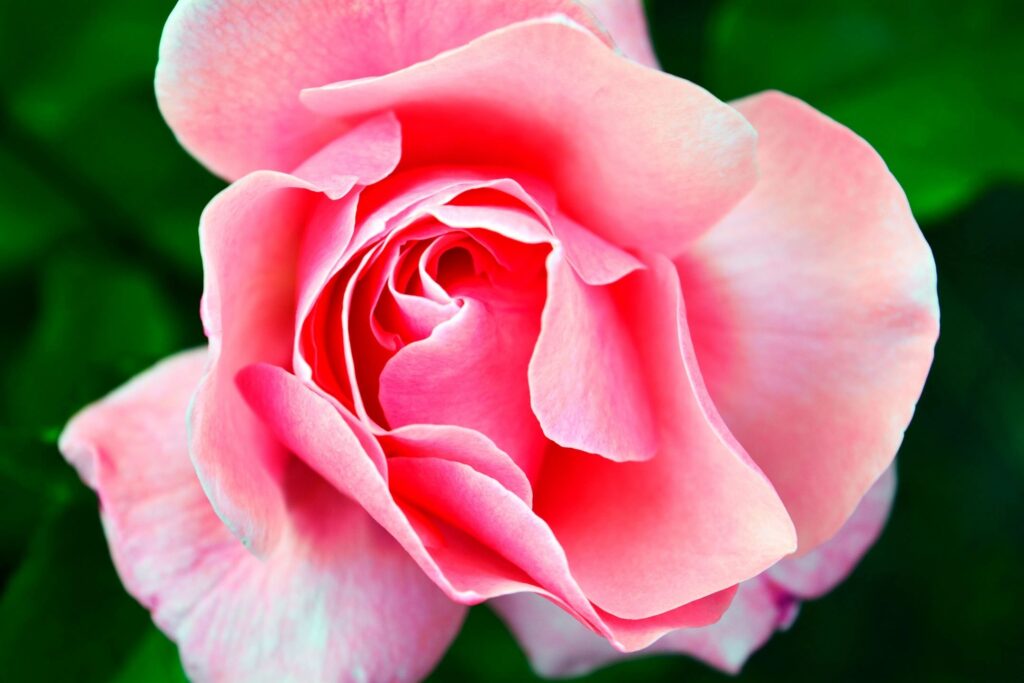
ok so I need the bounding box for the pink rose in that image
[59,1,939,681]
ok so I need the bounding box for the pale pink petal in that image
[238,363,734,652]
[156,0,610,179]
[192,171,316,554]
[645,578,797,673]
[195,115,404,553]
[492,578,793,677]
[529,250,657,462]
[547,210,645,286]
[769,464,896,597]
[59,350,464,683]
[581,0,659,68]
[291,110,402,200]
[302,19,757,255]
[378,298,548,481]
[535,255,796,619]
[677,91,939,551]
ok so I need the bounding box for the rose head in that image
[59,1,939,681]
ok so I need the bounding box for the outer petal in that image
[492,578,793,678]
[535,255,796,620]
[194,115,403,554]
[191,171,313,555]
[302,19,758,254]
[155,0,610,179]
[59,350,465,683]
[768,464,896,597]
[493,464,897,677]
[580,0,659,68]
[677,91,939,551]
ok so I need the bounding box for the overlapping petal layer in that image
[60,350,465,683]
[156,0,611,179]
[301,19,757,254]
[493,464,896,676]
[677,92,939,551]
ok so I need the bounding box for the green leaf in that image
[109,628,189,683]
[0,146,78,271]
[1,0,223,280]
[0,498,153,681]
[4,252,189,431]
[0,429,79,571]
[706,0,1024,222]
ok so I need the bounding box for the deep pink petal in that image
[59,350,465,683]
[235,361,532,605]
[388,456,735,651]
[677,91,939,551]
[381,424,534,506]
[238,363,733,652]
[581,0,659,68]
[292,112,404,379]
[529,250,656,462]
[156,0,610,179]
[493,463,898,676]
[378,298,547,481]
[301,19,757,255]
[535,255,796,619]
[423,179,644,286]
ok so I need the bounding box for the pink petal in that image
[378,298,548,481]
[677,91,939,551]
[196,116,404,553]
[769,464,897,598]
[535,255,797,619]
[291,110,402,200]
[381,424,534,506]
[387,455,736,650]
[301,19,757,255]
[580,0,660,68]
[529,250,657,462]
[547,210,645,286]
[292,112,403,378]
[301,170,555,426]
[238,363,734,652]
[492,578,793,677]
[494,462,899,676]
[59,350,464,682]
[192,171,315,554]
[156,0,610,179]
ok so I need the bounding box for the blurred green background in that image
[1,0,1021,681]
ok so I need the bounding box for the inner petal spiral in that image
[301,185,553,479]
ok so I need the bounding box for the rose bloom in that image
[60,1,939,681]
